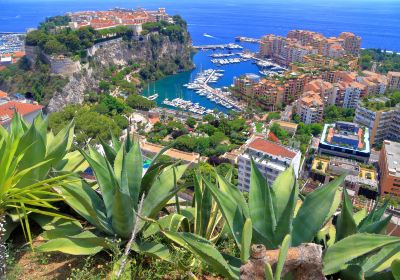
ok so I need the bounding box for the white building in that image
[237,138,301,192]
[343,83,362,109]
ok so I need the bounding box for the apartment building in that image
[338,32,362,56]
[354,97,400,145]
[304,79,337,105]
[387,71,400,90]
[356,71,387,96]
[263,30,361,65]
[252,79,284,111]
[379,140,400,197]
[296,91,324,124]
[342,81,365,109]
[237,137,301,192]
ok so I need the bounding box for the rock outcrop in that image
[29,34,193,112]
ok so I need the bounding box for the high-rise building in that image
[237,138,301,192]
[296,91,324,124]
[379,140,400,197]
[387,71,400,90]
[338,32,362,56]
[354,97,400,145]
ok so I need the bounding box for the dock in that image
[193,43,243,51]
[235,36,261,43]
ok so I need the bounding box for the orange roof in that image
[13,51,25,58]
[0,101,43,125]
[0,90,7,98]
[248,138,296,159]
[268,131,280,143]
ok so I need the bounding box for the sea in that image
[1,0,400,112]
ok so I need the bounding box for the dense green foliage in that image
[146,115,248,157]
[361,90,400,111]
[0,58,68,104]
[48,105,122,147]
[142,16,188,44]
[323,105,355,123]
[26,16,134,56]
[360,49,400,73]
[126,94,156,111]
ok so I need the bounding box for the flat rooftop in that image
[383,140,400,177]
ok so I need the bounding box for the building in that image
[354,97,400,145]
[0,90,8,99]
[387,72,400,90]
[379,140,400,197]
[237,137,301,192]
[318,121,370,163]
[67,8,171,31]
[0,101,43,129]
[338,32,361,56]
[234,74,261,98]
[304,79,337,105]
[311,156,378,196]
[260,30,361,67]
[342,81,365,109]
[356,71,387,96]
[296,91,324,124]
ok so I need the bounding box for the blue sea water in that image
[1,0,400,111]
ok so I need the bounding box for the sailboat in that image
[147,83,158,101]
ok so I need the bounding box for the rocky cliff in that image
[24,33,193,112]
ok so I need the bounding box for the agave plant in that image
[0,114,84,277]
[160,159,343,279]
[37,135,188,263]
[322,188,399,279]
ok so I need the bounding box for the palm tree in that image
[0,114,86,278]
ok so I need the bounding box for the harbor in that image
[0,33,25,54]
[142,38,283,114]
[193,43,243,51]
[162,68,244,115]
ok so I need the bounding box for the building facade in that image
[237,138,301,192]
[296,91,324,124]
[387,71,400,90]
[354,100,400,145]
[379,140,400,197]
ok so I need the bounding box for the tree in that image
[186,117,196,128]
[126,94,155,111]
[48,105,121,147]
[270,123,289,140]
[310,123,323,136]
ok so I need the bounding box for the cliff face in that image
[30,34,193,112]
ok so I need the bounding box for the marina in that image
[235,36,261,43]
[193,43,243,51]
[0,33,25,54]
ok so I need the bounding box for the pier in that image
[235,36,261,43]
[193,43,243,51]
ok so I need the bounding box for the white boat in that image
[147,94,159,101]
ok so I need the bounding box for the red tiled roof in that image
[0,101,43,125]
[248,138,296,159]
[268,131,280,143]
[0,90,7,98]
